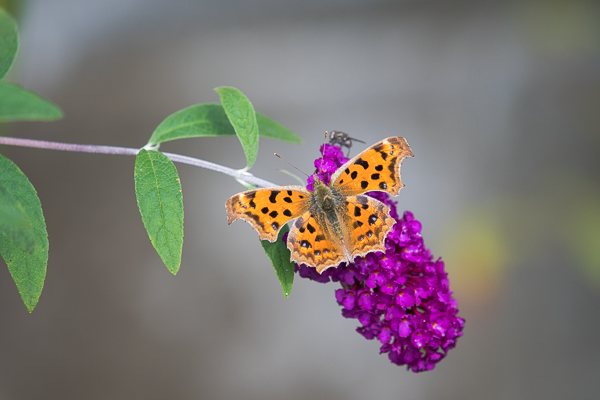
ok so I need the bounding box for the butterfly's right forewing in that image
[332,136,413,196]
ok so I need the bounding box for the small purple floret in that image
[292,141,465,372]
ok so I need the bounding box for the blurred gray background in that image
[1,0,599,399]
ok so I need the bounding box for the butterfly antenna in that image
[274,153,310,178]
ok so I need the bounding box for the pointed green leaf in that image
[261,225,294,297]
[148,103,301,145]
[215,86,259,168]
[149,104,236,145]
[0,8,18,79]
[134,150,184,275]
[0,82,63,122]
[0,153,48,313]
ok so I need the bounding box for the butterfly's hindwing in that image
[226,186,310,242]
[344,195,396,259]
[287,212,347,273]
[332,136,413,196]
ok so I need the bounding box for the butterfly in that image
[226,136,413,273]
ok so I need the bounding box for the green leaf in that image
[134,150,184,275]
[0,153,48,313]
[0,82,63,122]
[215,86,259,168]
[148,103,301,145]
[149,104,236,145]
[0,8,18,79]
[261,225,294,297]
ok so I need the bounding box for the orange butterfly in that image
[226,137,413,273]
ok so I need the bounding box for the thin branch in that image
[0,136,277,188]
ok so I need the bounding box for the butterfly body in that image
[310,178,344,232]
[226,136,413,273]
[305,178,351,260]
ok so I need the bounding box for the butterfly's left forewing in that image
[226,186,310,242]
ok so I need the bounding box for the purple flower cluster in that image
[295,143,465,372]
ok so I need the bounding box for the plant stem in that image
[0,136,277,188]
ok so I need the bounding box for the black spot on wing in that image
[283,196,293,203]
[354,206,362,217]
[350,171,358,180]
[375,165,383,171]
[315,234,325,242]
[353,220,363,228]
[371,173,380,180]
[360,181,368,189]
[307,223,316,234]
[283,209,292,217]
[261,207,269,214]
[269,191,280,203]
[355,158,369,169]
[379,182,388,190]
[269,210,278,218]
